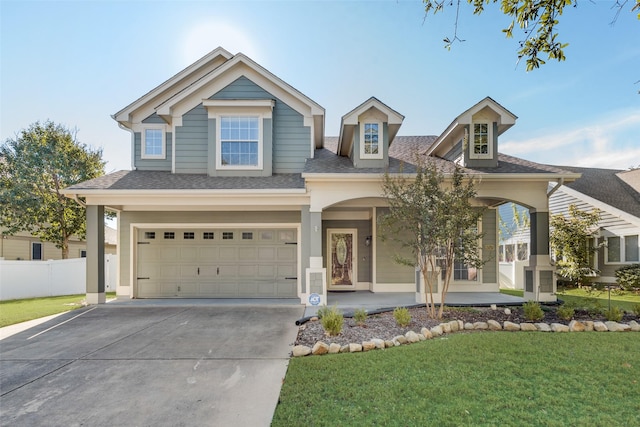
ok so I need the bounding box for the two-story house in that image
[63,47,579,305]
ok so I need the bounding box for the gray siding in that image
[375,208,415,284]
[210,76,310,173]
[482,209,498,284]
[175,104,208,174]
[118,210,301,288]
[133,132,172,171]
[443,139,463,162]
[142,113,166,124]
[322,220,372,283]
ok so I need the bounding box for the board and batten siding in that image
[375,208,415,284]
[118,210,301,289]
[175,104,208,174]
[210,76,311,173]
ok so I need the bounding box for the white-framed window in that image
[470,121,492,159]
[141,127,166,159]
[606,234,640,264]
[32,242,43,260]
[360,121,383,159]
[217,116,262,169]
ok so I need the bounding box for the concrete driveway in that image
[0,302,303,426]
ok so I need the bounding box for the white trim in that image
[360,121,384,160]
[469,121,493,160]
[140,125,167,160]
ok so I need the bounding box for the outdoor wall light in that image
[365,236,372,247]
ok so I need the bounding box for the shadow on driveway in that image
[0,303,303,426]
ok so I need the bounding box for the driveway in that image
[0,303,303,426]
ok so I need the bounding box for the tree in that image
[0,121,107,259]
[423,0,640,71]
[549,204,601,286]
[380,160,486,319]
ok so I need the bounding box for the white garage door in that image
[136,228,297,298]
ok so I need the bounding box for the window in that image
[144,232,156,239]
[183,232,195,240]
[164,232,175,240]
[222,232,234,240]
[203,232,214,240]
[470,122,492,159]
[32,242,43,260]
[80,250,87,258]
[142,128,165,159]
[242,232,253,240]
[517,243,528,261]
[607,234,640,263]
[360,121,383,159]
[219,116,260,168]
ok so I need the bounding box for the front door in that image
[327,229,357,289]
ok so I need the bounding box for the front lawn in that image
[0,293,114,328]
[273,333,640,426]
[557,286,640,312]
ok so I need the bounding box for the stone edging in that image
[292,319,640,357]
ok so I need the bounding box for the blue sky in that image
[1,0,639,173]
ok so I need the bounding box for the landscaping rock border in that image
[292,319,640,357]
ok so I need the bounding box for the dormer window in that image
[142,127,166,159]
[471,122,492,159]
[360,121,383,159]
[219,116,260,167]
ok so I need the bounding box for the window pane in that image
[144,129,163,155]
[625,235,639,262]
[608,237,620,262]
[220,116,259,166]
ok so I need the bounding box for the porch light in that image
[365,236,372,247]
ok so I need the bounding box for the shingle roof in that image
[66,170,305,191]
[555,166,640,218]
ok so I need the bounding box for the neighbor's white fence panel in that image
[499,260,529,290]
[0,255,117,301]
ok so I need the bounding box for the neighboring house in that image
[498,203,530,289]
[548,167,640,284]
[0,226,117,260]
[63,47,579,305]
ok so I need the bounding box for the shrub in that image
[319,306,344,336]
[353,308,367,326]
[633,303,640,317]
[605,306,623,322]
[556,304,575,321]
[316,305,330,319]
[523,301,544,321]
[615,263,640,291]
[393,307,411,327]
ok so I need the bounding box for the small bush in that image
[316,305,330,319]
[633,303,640,317]
[615,263,640,291]
[556,304,575,321]
[523,301,544,321]
[605,306,623,322]
[320,306,344,336]
[393,307,411,327]
[353,308,367,326]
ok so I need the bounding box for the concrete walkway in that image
[0,303,303,427]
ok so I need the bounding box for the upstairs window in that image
[470,122,492,159]
[360,121,383,159]
[219,116,260,168]
[142,127,165,159]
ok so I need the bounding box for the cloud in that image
[180,21,261,66]
[501,109,640,169]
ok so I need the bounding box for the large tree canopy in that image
[423,0,640,71]
[0,121,107,258]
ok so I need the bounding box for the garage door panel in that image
[137,228,298,298]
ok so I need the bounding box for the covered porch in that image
[303,290,525,317]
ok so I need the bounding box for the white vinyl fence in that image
[0,255,117,301]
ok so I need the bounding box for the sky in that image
[1,0,639,174]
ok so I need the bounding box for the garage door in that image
[136,228,297,298]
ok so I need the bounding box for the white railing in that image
[0,255,117,301]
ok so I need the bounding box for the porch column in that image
[86,205,105,304]
[524,210,556,302]
[304,208,326,306]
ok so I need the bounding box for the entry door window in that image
[32,242,43,260]
[328,230,357,287]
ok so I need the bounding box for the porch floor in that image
[304,291,525,317]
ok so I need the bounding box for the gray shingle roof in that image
[556,166,640,218]
[66,170,305,191]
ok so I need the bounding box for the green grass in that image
[274,333,640,426]
[557,287,640,312]
[500,288,524,297]
[0,293,116,328]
